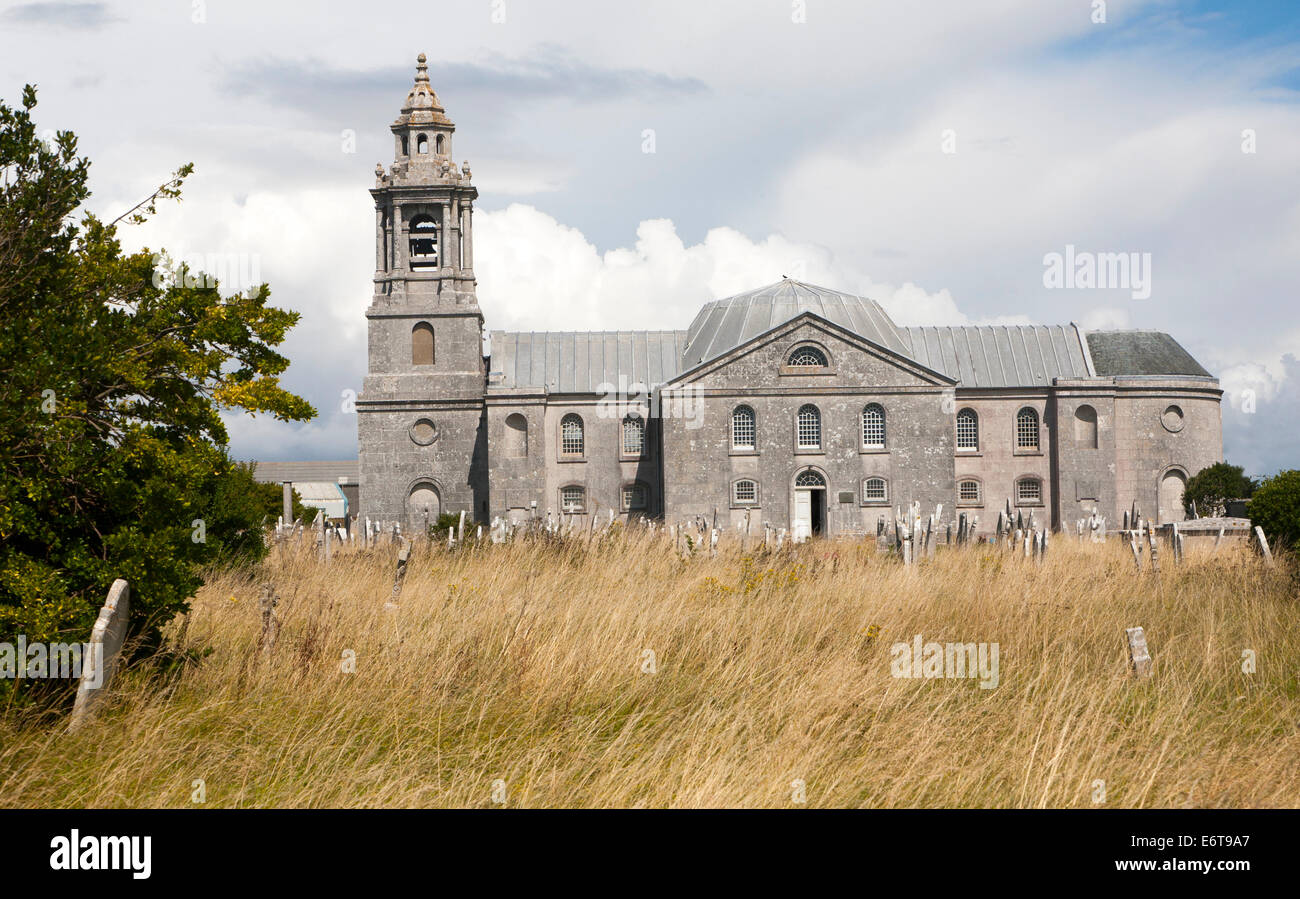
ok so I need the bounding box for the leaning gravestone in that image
[1125,626,1152,678]
[68,579,130,732]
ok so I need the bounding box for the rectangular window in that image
[1017,479,1042,504]
[733,480,757,504]
[862,478,887,502]
[959,480,980,502]
[622,484,647,511]
[561,486,586,513]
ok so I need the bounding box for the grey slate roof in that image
[1085,330,1213,378]
[901,325,1093,388]
[680,279,912,370]
[249,460,360,483]
[489,330,687,392]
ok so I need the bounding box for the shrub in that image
[1247,470,1300,549]
[1184,462,1256,517]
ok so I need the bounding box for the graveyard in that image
[0,523,1296,808]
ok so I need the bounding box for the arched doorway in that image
[408,483,441,531]
[792,468,827,541]
[1158,469,1187,524]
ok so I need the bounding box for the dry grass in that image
[1,530,1297,808]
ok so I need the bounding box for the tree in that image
[1247,470,1300,550]
[0,85,315,677]
[1183,462,1256,518]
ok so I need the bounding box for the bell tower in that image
[357,53,488,530]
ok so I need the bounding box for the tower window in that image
[417,133,429,154]
[411,322,434,366]
[401,135,409,156]
[797,404,821,450]
[956,408,979,451]
[409,215,438,268]
[560,413,584,456]
[436,134,445,155]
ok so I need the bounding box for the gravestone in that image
[68,579,130,732]
[1125,627,1152,678]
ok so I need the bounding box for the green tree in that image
[1183,461,1256,518]
[0,85,315,673]
[1247,470,1300,550]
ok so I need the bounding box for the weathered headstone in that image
[259,584,280,658]
[386,538,413,609]
[68,579,131,732]
[1254,526,1275,568]
[1125,626,1152,678]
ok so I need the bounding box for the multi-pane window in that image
[733,479,758,504]
[787,346,828,367]
[731,406,756,450]
[560,485,586,512]
[862,403,885,448]
[560,413,584,455]
[622,483,647,511]
[862,477,887,502]
[1017,407,1040,450]
[1016,478,1042,504]
[622,415,645,456]
[797,405,821,449]
[956,408,979,450]
[795,469,826,488]
[959,479,981,502]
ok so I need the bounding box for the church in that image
[357,55,1224,539]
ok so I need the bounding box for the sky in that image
[2,0,1298,478]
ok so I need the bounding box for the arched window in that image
[504,413,528,459]
[1074,404,1098,448]
[400,135,409,156]
[958,479,982,504]
[731,405,756,450]
[862,477,887,503]
[787,345,828,367]
[622,415,645,456]
[411,322,434,365]
[560,413,584,456]
[795,469,826,488]
[560,485,586,513]
[1017,407,1040,450]
[435,134,445,155]
[622,482,648,512]
[416,133,429,154]
[956,408,979,451]
[1016,477,1043,505]
[732,479,758,505]
[862,403,886,449]
[409,215,439,269]
[796,404,821,450]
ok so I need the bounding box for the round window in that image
[1160,405,1184,433]
[409,418,438,445]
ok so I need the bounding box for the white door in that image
[793,489,812,542]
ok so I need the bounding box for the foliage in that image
[1247,470,1300,549]
[0,85,314,671]
[1183,461,1256,517]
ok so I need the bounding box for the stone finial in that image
[415,52,429,82]
[461,160,471,179]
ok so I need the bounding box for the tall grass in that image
[1,531,1296,808]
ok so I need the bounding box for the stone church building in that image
[358,56,1224,539]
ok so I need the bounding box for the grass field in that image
[1,530,1297,808]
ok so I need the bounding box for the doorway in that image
[793,469,827,541]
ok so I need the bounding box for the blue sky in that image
[1,0,1298,477]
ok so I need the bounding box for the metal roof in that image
[250,460,360,483]
[680,279,912,370]
[901,324,1093,388]
[1085,330,1213,378]
[489,330,688,392]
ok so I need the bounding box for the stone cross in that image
[386,538,413,609]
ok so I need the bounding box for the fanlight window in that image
[560,485,586,513]
[788,346,828,367]
[1017,407,1040,450]
[560,413,584,456]
[862,477,887,502]
[409,215,439,269]
[956,408,979,450]
[796,405,821,450]
[959,479,981,502]
[731,406,756,450]
[862,403,886,448]
[1016,478,1042,504]
[795,470,826,488]
[733,479,758,504]
[623,483,647,511]
[622,416,645,456]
